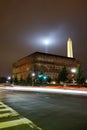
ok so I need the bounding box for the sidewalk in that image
[0,102,42,130]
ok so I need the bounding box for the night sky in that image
[0,0,87,77]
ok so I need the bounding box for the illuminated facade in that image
[13,52,79,81]
[67,38,73,58]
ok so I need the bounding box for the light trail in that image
[1,86,87,96]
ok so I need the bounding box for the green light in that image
[43,76,47,80]
[38,74,43,78]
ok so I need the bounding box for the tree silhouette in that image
[26,73,32,85]
[14,75,18,84]
[76,65,85,85]
[58,66,68,83]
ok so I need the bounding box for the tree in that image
[14,75,18,85]
[37,72,49,85]
[38,72,43,84]
[20,76,23,82]
[58,66,68,83]
[0,77,6,83]
[47,76,51,84]
[76,65,85,85]
[19,76,25,85]
[26,73,32,85]
[10,76,13,84]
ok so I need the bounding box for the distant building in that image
[12,52,80,82]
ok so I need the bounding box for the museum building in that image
[12,52,79,81]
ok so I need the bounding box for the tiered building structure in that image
[13,52,79,81]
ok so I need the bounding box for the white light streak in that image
[2,86,87,96]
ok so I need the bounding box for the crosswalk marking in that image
[0,112,19,118]
[0,108,12,112]
[0,118,35,129]
[0,102,19,119]
[0,102,42,130]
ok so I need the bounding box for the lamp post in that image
[7,76,11,84]
[71,68,77,85]
[32,72,35,86]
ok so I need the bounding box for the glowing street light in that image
[32,73,35,77]
[32,73,35,86]
[7,76,11,80]
[6,76,11,84]
[71,68,77,73]
[71,68,77,85]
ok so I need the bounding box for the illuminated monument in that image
[67,38,73,58]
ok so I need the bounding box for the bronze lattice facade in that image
[13,52,80,81]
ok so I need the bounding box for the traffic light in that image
[43,75,47,80]
[38,74,43,78]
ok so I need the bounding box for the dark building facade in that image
[13,52,80,82]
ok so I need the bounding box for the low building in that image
[12,52,80,82]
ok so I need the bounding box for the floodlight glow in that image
[44,39,50,45]
[43,39,51,53]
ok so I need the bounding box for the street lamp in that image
[7,76,11,84]
[7,76,11,80]
[32,73,35,86]
[32,73,35,77]
[71,68,77,73]
[71,68,77,85]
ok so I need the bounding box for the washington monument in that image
[67,38,73,58]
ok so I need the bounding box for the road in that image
[0,89,87,130]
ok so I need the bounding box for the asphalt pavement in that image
[1,89,87,130]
